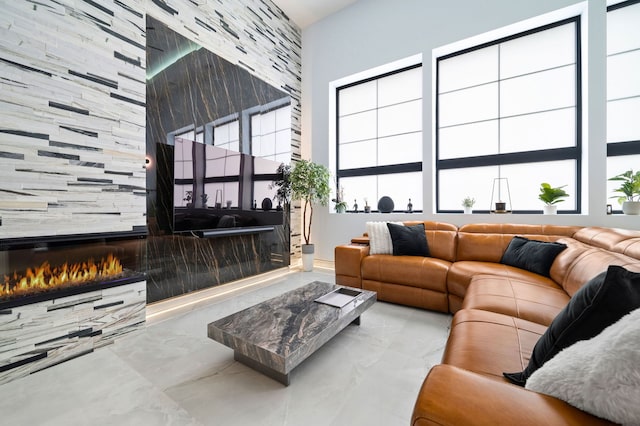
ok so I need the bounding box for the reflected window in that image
[336,64,423,211]
[436,17,581,213]
[249,98,292,164]
[206,113,240,152]
[606,0,640,212]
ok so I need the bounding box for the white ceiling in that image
[272,0,358,29]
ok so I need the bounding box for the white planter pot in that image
[301,244,314,272]
[543,205,557,215]
[463,206,473,214]
[622,201,640,215]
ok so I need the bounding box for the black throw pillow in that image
[500,236,567,277]
[386,223,430,257]
[504,265,640,386]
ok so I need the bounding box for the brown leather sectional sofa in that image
[334,222,640,425]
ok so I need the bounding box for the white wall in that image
[302,0,636,262]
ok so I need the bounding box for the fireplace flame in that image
[2,254,123,300]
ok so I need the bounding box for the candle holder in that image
[490,178,512,214]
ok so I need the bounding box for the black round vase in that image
[377,196,394,213]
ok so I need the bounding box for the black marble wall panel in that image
[146,225,289,303]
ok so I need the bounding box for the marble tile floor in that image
[0,269,452,426]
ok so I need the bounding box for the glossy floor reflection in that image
[0,269,451,426]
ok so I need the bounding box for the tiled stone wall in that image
[0,279,146,385]
[0,0,302,255]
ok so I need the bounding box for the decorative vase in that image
[378,196,394,213]
[301,244,314,272]
[622,201,640,215]
[543,205,557,215]
[336,205,346,214]
[364,205,371,213]
[463,206,473,214]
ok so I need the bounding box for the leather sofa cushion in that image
[442,309,546,380]
[462,274,569,326]
[447,261,557,302]
[361,254,450,293]
[411,364,614,426]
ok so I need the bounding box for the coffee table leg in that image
[351,316,361,326]
[234,351,290,386]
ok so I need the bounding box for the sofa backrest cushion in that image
[456,224,580,263]
[572,226,640,260]
[403,221,458,262]
[552,236,640,296]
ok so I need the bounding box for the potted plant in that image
[538,183,569,215]
[201,193,208,208]
[332,185,348,213]
[363,198,371,213]
[289,159,331,271]
[183,190,193,208]
[461,196,475,214]
[609,169,640,215]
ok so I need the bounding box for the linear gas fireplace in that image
[0,232,147,384]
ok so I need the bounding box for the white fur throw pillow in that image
[366,221,402,255]
[526,307,640,425]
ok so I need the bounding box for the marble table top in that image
[207,281,376,385]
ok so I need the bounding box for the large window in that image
[336,64,423,212]
[250,98,292,164]
[436,17,581,213]
[606,0,640,211]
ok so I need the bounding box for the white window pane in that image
[607,2,640,55]
[500,160,576,211]
[439,166,498,211]
[226,154,242,175]
[438,45,498,93]
[378,172,422,211]
[501,65,575,117]
[439,120,499,159]
[339,110,377,143]
[228,140,240,153]
[275,130,290,155]
[378,133,422,166]
[378,99,422,137]
[276,105,291,131]
[439,161,576,211]
[174,162,184,179]
[253,181,276,208]
[175,184,191,207]
[378,67,422,107]
[501,108,575,153]
[195,131,204,143]
[607,155,640,206]
[260,133,276,157]
[206,158,225,177]
[339,176,377,210]
[339,80,377,116]
[275,152,290,165]
[339,140,377,169]
[607,50,640,100]
[607,97,640,143]
[214,126,229,144]
[500,23,575,79]
[439,82,498,127]
[261,111,276,134]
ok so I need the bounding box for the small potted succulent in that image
[538,183,569,215]
[183,190,194,208]
[461,196,475,214]
[332,185,348,213]
[609,169,640,215]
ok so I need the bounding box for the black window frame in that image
[336,63,423,213]
[435,16,582,214]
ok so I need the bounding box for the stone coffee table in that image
[207,281,376,385]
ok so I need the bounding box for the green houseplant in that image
[289,159,331,271]
[461,196,475,214]
[538,183,569,215]
[609,169,640,215]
